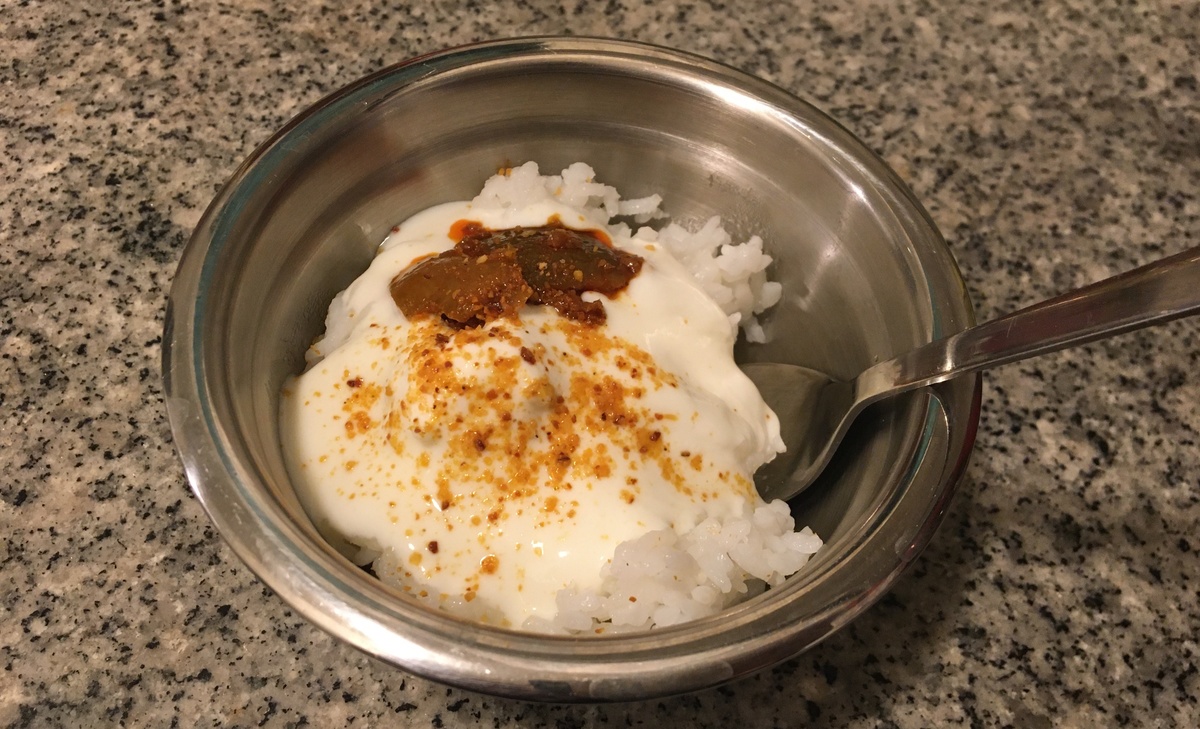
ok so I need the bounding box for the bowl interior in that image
[169,38,977,701]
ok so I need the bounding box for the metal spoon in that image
[746,246,1200,502]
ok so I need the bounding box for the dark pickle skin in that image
[389,221,644,327]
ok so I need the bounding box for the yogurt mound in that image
[280,162,821,632]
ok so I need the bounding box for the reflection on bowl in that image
[164,37,980,702]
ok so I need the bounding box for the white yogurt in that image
[280,198,784,627]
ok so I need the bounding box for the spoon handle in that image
[860,246,1200,401]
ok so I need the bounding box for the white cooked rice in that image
[525,500,822,634]
[379,162,820,633]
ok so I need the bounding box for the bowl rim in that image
[163,35,981,702]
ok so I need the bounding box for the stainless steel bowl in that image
[164,37,980,701]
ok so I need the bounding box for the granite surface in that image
[2,0,1198,726]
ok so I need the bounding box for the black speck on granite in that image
[2,0,1198,726]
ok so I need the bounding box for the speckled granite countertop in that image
[3,0,1198,726]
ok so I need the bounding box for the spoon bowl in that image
[749,245,1200,502]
